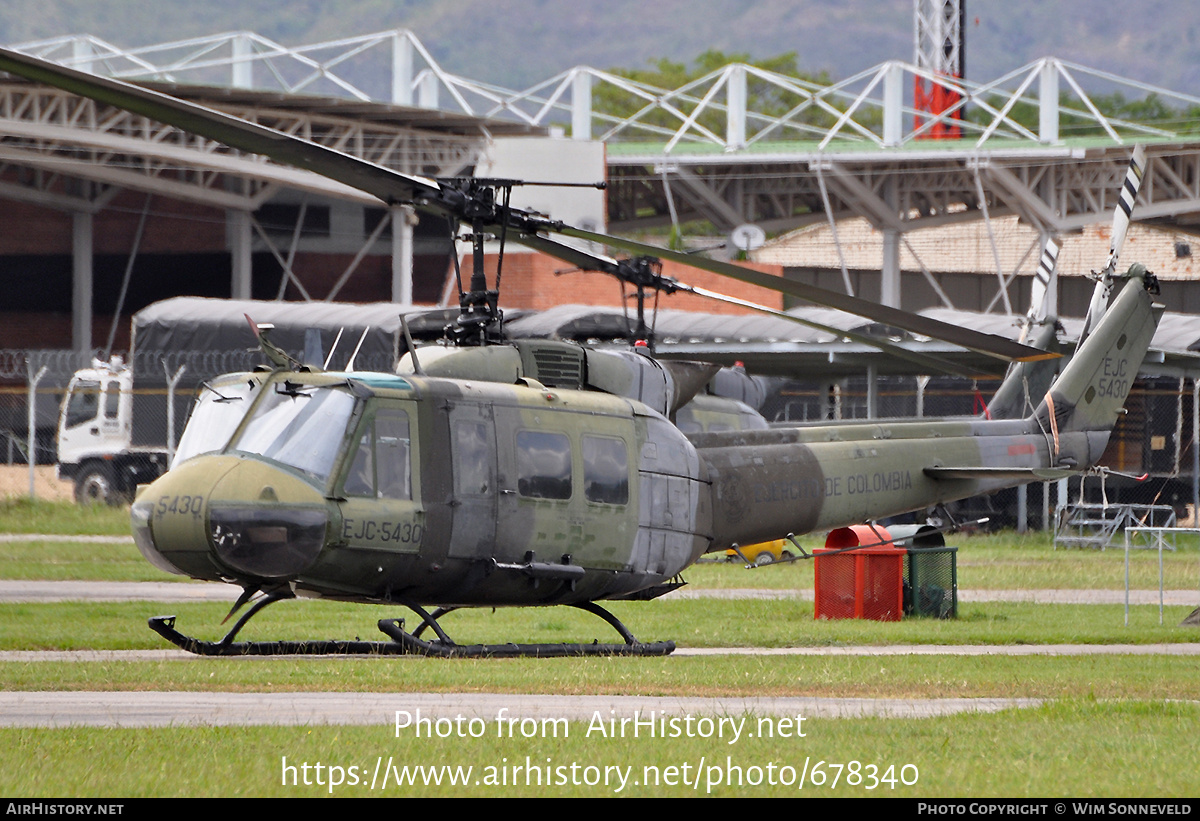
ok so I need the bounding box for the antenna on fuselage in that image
[323,327,345,371]
[345,327,370,373]
[400,314,425,375]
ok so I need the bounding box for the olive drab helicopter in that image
[0,48,1162,657]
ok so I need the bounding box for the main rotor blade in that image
[519,232,988,376]
[0,47,445,208]
[558,227,1056,364]
[516,232,621,275]
[679,284,987,377]
[1028,237,1060,323]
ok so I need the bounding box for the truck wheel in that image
[75,465,117,506]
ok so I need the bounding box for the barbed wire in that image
[0,348,398,384]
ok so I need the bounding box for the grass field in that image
[1,500,1198,798]
[4,701,1199,797]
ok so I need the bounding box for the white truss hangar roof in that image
[9,30,1200,236]
[0,75,541,213]
[137,79,542,137]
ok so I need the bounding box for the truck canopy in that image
[132,297,459,373]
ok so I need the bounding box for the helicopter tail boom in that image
[697,266,1161,550]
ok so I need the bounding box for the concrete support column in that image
[392,205,415,305]
[72,211,93,357]
[71,39,94,74]
[881,228,901,308]
[418,73,439,109]
[883,63,904,147]
[391,33,414,106]
[232,33,254,90]
[572,71,592,140]
[229,209,252,300]
[726,64,746,150]
[1039,61,1059,144]
[881,178,901,308]
[1017,483,1028,534]
[1040,482,1048,530]
[1193,378,1199,521]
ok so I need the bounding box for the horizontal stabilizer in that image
[924,466,1077,481]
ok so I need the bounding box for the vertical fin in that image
[989,321,1061,420]
[1036,264,1158,435]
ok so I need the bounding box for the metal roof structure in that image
[0,73,532,218]
[7,28,1200,359]
[10,31,1200,237]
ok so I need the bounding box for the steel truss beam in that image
[0,81,484,211]
[608,147,1200,237]
[5,30,1200,244]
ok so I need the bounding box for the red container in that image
[814,525,904,621]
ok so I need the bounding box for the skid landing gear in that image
[148,598,674,658]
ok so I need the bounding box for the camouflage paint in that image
[132,269,1158,612]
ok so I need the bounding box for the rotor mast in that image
[444,177,606,346]
[450,180,506,346]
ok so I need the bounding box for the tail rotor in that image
[1078,145,1147,348]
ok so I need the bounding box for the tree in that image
[966,90,1200,138]
[591,50,847,141]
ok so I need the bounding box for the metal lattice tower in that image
[913,0,964,138]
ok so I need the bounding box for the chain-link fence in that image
[6,347,1200,531]
[1,346,405,469]
[0,349,88,466]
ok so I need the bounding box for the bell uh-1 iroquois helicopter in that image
[0,48,1162,657]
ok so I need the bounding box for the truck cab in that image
[56,358,165,505]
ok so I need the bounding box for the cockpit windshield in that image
[232,383,357,483]
[173,374,261,468]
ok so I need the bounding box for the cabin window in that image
[64,380,101,428]
[175,376,259,466]
[104,381,121,419]
[345,408,411,500]
[582,435,628,505]
[453,421,491,496]
[673,405,701,434]
[516,430,572,500]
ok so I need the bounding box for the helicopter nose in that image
[206,457,329,579]
[208,504,327,579]
[131,455,329,582]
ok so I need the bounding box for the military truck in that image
[56,297,450,505]
[57,355,177,505]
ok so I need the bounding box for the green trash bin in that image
[889,524,958,619]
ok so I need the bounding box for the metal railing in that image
[1123,526,1200,625]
